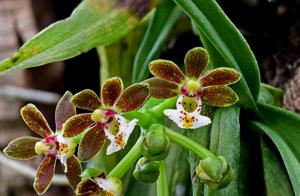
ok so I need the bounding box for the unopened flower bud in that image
[133,157,160,183]
[141,124,170,161]
[196,156,234,190]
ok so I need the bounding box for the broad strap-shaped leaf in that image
[4,136,41,160]
[101,77,123,106]
[63,114,94,137]
[207,106,240,195]
[184,47,209,79]
[71,89,101,111]
[55,91,76,131]
[76,178,102,196]
[78,124,106,162]
[132,0,182,82]
[34,155,57,195]
[0,0,156,74]
[143,78,179,99]
[250,121,300,196]
[65,155,82,191]
[260,138,293,196]
[177,0,260,110]
[116,83,150,112]
[21,104,54,138]
[149,60,186,84]
[257,103,300,195]
[200,67,240,87]
[202,86,238,107]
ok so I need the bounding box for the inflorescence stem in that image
[107,136,144,179]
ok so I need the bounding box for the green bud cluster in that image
[196,156,234,190]
[133,157,160,183]
[141,124,170,161]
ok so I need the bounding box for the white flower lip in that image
[164,95,211,129]
[104,114,138,155]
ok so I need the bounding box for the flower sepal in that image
[133,157,160,183]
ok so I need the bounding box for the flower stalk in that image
[157,160,169,196]
[107,136,144,179]
[164,126,214,159]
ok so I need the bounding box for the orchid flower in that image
[4,92,81,195]
[144,47,241,129]
[76,176,122,196]
[63,77,149,160]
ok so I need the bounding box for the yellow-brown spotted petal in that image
[202,86,239,107]
[116,83,150,112]
[101,77,123,106]
[184,47,209,79]
[149,60,185,84]
[78,124,105,162]
[76,178,102,196]
[55,91,76,131]
[4,136,41,160]
[200,67,241,87]
[21,104,53,138]
[63,114,94,137]
[143,78,179,99]
[71,89,101,111]
[64,155,82,190]
[33,155,56,195]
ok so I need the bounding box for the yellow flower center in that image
[59,143,68,154]
[34,140,57,155]
[182,114,194,128]
[186,80,201,96]
[91,109,106,122]
[115,133,125,147]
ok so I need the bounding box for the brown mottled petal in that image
[4,136,41,160]
[71,89,101,111]
[202,86,239,107]
[33,155,56,195]
[116,83,150,112]
[101,77,123,106]
[78,124,105,162]
[55,91,76,131]
[63,114,94,138]
[143,78,179,99]
[21,104,54,138]
[184,47,209,79]
[76,178,102,196]
[149,59,185,84]
[200,67,241,87]
[64,155,82,190]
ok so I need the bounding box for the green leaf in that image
[185,126,210,196]
[260,138,293,196]
[250,102,300,196]
[258,85,275,105]
[0,0,155,74]
[132,0,182,83]
[174,0,260,111]
[206,106,240,196]
[261,83,284,107]
[97,16,149,87]
[167,143,190,196]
